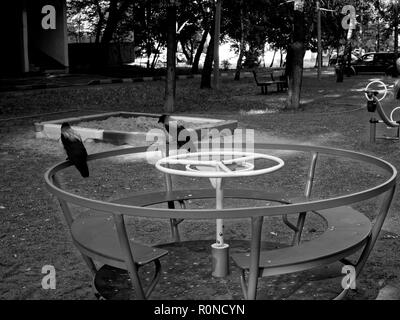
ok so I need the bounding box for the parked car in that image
[329,52,358,66]
[350,52,398,75]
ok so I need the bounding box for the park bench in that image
[252,69,288,95]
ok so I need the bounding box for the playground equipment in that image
[365,80,400,142]
[156,150,284,277]
[45,144,396,300]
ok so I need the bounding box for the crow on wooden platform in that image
[158,114,192,151]
[60,122,89,178]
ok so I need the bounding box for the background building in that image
[1,0,68,75]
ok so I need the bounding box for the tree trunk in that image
[327,47,333,65]
[151,43,161,69]
[377,19,380,52]
[213,0,221,89]
[180,41,192,65]
[189,40,195,64]
[192,27,209,74]
[280,49,284,67]
[145,2,152,69]
[94,0,104,43]
[285,3,305,110]
[201,27,214,89]
[234,1,245,81]
[99,0,130,66]
[394,1,399,54]
[147,51,151,69]
[270,49,277,68]
[101,0,130,44]
[164,3,177,113]
[234,50,245,80]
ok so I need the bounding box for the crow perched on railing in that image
[158,114,192,151]
[60,122,89,178]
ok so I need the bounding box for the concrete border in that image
[34,111,238,146]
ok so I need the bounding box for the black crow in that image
[60,122,89,178]
[158,114,192,151]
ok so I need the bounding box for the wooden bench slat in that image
[71,216,168,268]
[231,206,371,275]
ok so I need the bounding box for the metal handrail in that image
[44,143,397,220]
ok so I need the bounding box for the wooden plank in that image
[231,206,371,273]
[71,216,168,268]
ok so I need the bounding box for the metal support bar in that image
[334,185,396,300]
[113,214,146,300]
[169,201,185,234]
[304,152,318,199]
[282,214,299,232]
[53,175,98,275]
[292,212,307,246]
[211,177,230,278]
[163,141,181,242]
[370,119,377,143]
[53,175,74,229]
[169,219,180,242]
[215,178,224,246]
[178,200,186,209]
[339,258,355,266]
[292,152,318,245]
[144,260,162,299]
[356,185,396,274]
[247,216,264,300]
[240,269,248,300]
[80,253,98,276]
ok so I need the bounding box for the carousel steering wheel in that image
[155,150,285,178]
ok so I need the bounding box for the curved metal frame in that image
[45,144,396,219]
[45,143,397,300]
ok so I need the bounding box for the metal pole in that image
[317,0,322,79]
[215,178,224,245]
[247,216,263,300]
[370,119,377,143]
[213,0,221,89]
[113,214,146,300]
[292,152,318,245]
[211,176,229,277]
[164,140,181,242]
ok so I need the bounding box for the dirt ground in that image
[1,72,400,300]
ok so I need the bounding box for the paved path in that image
[0,68,337,92]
